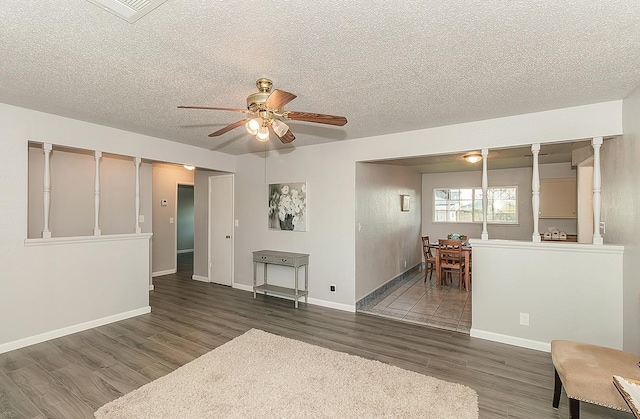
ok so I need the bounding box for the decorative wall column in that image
[42,143,52,238]
[481,148,489,240]
[531,143,541,242]
[592,137,603,245]
[93,151,102,236]
[134,157,142,233]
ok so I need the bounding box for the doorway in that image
[176,183,194,276]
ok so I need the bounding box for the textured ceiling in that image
[1,1,640,155]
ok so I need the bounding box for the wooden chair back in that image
[421,236,434,260]
[438,239,467,290]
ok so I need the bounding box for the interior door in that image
[208,174,234,286]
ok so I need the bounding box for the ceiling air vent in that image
[87,0,168,23]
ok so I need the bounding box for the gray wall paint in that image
[421,163,576,242]
[151,163,194,274]
[177,185,194,251]
[355,162,422,300]
[606,85,640,353]
[28,146,152,238]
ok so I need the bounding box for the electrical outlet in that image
[404,260,407,268]
[520,312,530,326]
[330,284,336,292]
[600,221,606,234]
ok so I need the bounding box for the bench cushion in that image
[551,340,640,411]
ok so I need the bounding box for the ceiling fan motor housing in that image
[246,78,273,111]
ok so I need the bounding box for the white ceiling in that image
[2,1,640,156]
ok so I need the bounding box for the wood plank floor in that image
[0,267,633,418]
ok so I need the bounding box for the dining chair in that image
[437,239,466,290]
[421,236,437,283]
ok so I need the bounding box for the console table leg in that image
[253,261,257,299]
[304,264,308,303]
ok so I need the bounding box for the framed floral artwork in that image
[268,182,307,231]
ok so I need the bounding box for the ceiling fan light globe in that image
[271,118,289,137]
[256,126,270,142]
[245,118,261,135]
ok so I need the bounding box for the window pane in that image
[434,186,517,224]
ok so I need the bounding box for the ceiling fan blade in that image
[269,125,296,144]
[265,89,297,110]
[284,111,347,126]
[208,119,249,137]
[178,105,253,114]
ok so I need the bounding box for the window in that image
[434,187,518,224]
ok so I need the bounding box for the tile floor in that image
[358,270,472,334]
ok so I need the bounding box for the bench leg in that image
[569,398,580,419]
[553,368,562,408]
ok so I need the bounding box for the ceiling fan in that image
[178,78,347,144]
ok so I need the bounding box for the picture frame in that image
[268,182,307,231]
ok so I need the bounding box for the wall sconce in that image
[183,165,195,170]
[463,153,482,164]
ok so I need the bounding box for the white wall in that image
[355,162,422,300]
[471,240,624,351]
[604,85,640,353]
[0,103,233,352]
[234,148,357,311]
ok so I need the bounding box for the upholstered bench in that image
[551,340,640,418]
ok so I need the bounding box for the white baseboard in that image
[152,269,176,277]
[192,275,209,283]
[308,298,355,312]
[0,306,151,354]
[177,249,194,254]
[234,283,355,312]
[470,328,550,352]
[233,283,253,292]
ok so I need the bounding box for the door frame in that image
[208,174,234,285]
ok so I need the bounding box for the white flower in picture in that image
[268,182,307,231]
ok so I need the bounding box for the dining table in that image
[428,241,472,291]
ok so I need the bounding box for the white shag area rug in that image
[95,329,478,418]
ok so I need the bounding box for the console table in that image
[253,250,309,308]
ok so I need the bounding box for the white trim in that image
[192,275,209,282]
[149,284,155,290]
[0,306,151,354]
[470,328,550,352]
[232,283,355,313]
[177,248,194,254]
[308,298,355,313]
[25,232,153,247]
[152,269,176,277]
[468,238,624,254]
[233,283,253,292]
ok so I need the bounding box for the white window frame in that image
[433,186,518,224]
